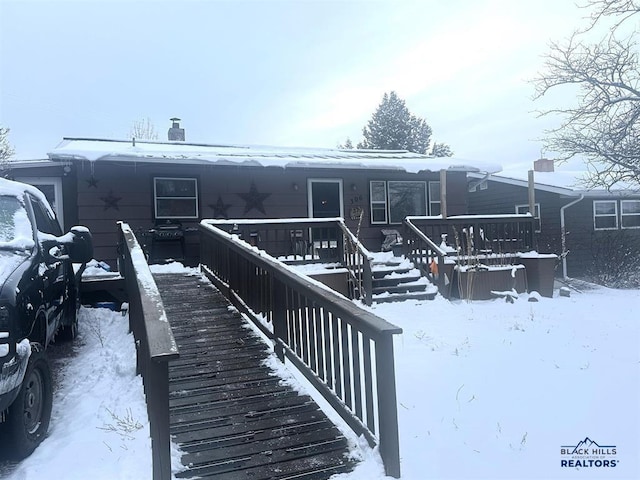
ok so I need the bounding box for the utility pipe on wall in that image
[560,194,585,279]
[440,169,447,218]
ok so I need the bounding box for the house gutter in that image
[560,194,585,279]
[468,171,491,192]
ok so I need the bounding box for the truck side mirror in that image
[68,227,93,264]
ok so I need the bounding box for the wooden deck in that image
[153,272,356,480]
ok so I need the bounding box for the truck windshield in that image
[0,195,35,251]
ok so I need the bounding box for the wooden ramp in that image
[153,272,356,480]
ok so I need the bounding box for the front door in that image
[307,180,343,258]
[308,179,343,219]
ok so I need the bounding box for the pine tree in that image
[431,142,453,157]
[357,91,452,155]
[338,137,354,149]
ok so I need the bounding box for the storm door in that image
[307,179,343,258]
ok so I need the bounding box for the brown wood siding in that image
[469,179,640,279]
[69,162,466,267]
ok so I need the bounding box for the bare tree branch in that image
[533,1,640,188]
[128,117,158,140]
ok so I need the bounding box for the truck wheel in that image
[4,344,53,459]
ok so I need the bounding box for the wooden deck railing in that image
[201,218,375,305]
[117,222,179,480]
[403,218,449,292]
[199,221,403,478]
[403,214,537,296]
[336,220,374,305]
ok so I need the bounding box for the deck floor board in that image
[153,272,355,480]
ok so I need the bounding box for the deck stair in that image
[371,257,438,303]
[153,272,356,480]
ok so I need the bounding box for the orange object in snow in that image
[430,258,438,275]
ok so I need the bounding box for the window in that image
[370,181,387,224]
[30,196,62,236]
[621,200,640,229]
[388,181,427,224]
[154,177,198,219]
[593,200,618,230]
[369,180,428,224]
[428,181,441,216]
[0,196,33,244]
[516,203,541,233]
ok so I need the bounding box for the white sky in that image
[0,0,585,166]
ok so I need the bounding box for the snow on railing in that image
[117,222,178,480]
[199,221,402,478]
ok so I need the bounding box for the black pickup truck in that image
[0,177,92,459]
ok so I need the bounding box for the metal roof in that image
[47,137,502,174]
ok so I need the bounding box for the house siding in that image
[469,179,640,279]
[67,161,453,268]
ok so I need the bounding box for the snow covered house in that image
[468,158,640,284]
[6,123,499,269]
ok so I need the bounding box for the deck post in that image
[149,360,172,480]
[375,335,401,478]
[363,259,373,306]
[440,169,447,219]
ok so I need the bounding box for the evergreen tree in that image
[338,137,354,149]
[357,91,452,155]
[431,142,453,157]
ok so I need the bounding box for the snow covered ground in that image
[1,263,638,480]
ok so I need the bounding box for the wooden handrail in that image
[200,218,376,305]
[117,222,179,480]
[199,221,402,478]
[335,219,374,306]
[403,214,537,297]
[403,217,448,292]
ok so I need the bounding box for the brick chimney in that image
[168,117,185,141]
[533,158,554,172]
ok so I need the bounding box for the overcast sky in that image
[1,0,584,166]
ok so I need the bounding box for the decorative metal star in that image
[238,182,270,215]
[86,176,99,188]
[209,195,232,219]
[100,190,122,211]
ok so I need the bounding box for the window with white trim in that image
[370,181,387,224]
[388,181,427,223]
[154,177,199,219]
[621,200,640,229]
[516,203,541,233]
[593,200,618,230]
[369,180,428,224]
[428,181,441,216]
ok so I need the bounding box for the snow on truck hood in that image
[48,138,502,174]
[0,250,29,289]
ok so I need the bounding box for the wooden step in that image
[373,290,437,303]
[153,273,356,480]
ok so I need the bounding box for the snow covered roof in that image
[471,160,640,197]
[2,159,59,170]
[47,138,502,174]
